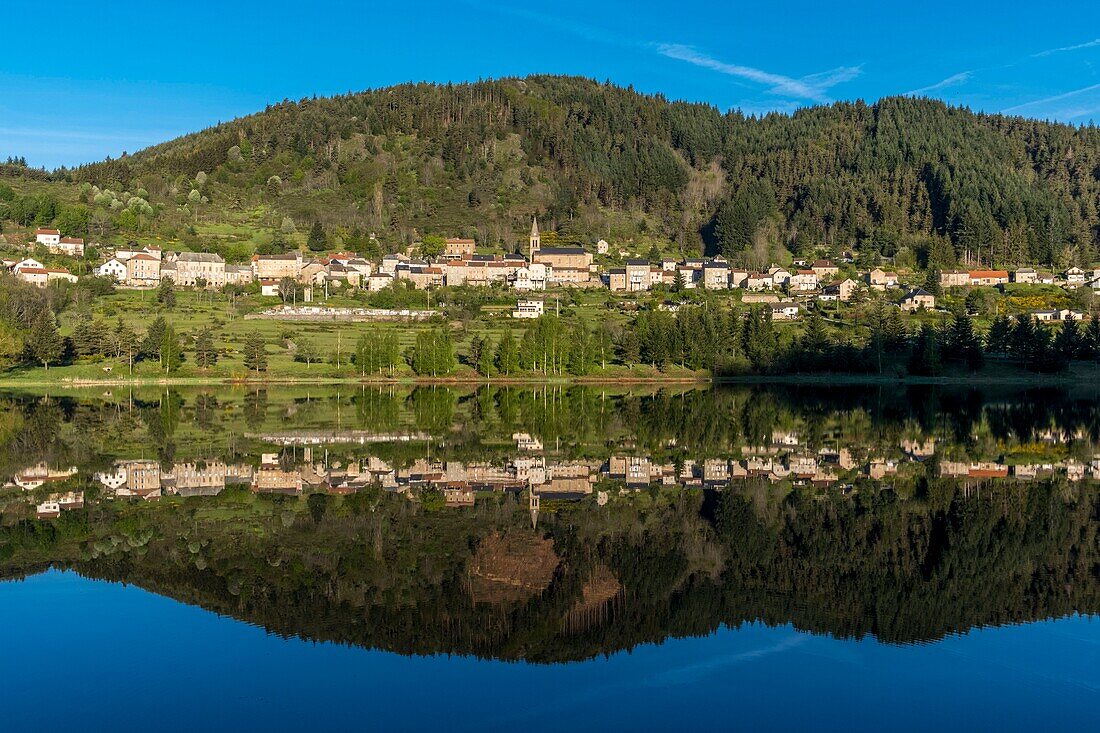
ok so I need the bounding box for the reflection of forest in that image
[0,385,1098,661]
[1,480,1095,661]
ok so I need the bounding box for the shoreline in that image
[0,370,1094,389]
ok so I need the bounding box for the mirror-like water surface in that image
[1,384,1097,729]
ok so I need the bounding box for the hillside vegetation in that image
[2,75,1100,268]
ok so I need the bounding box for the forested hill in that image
[54,76,1100,265]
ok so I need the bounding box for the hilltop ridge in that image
[4,75,1100,267]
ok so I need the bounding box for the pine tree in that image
[142,316,168,360]
[243,333,268,372]
[1053,319,1083,361]
[157,278,176,308]
[30,311,63,370]
[801,309,830,355]
[193,328,218,369]
[618,328,640,367]
[985,315,1012,355]
[114,319,138,374]
[307,221,327,252]
[468,334,485,372]
[1084,317,1100,360]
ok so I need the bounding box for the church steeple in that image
[529,216,540,258]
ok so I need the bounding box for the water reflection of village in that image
[10,422,1100,520]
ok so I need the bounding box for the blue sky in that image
[5,0,1100,169]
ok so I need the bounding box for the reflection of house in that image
[13,463,78,491]
[252,467,304,495]
[513,433,543,451]
[35,501,61,519]
[939,460,1009,479]
[170,461,228,496]
[512,299,544,319]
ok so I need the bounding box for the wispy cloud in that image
[655,44,859,103]
[904,71,972,97]
[647,634,809,686]
[1002,82,1100,118]
[0,126,169,143]
[1032,38,1100,58]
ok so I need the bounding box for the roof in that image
[969,270,1009,278]
[445,237,475,244]
[536,247,586,255]
[35,228,60,235]
[17,267,47,275]
[625,259,649,266]
[177,251,225,263]
[905,288,933,297]
[129,253,157,261]
[811,259,835,267]
[530,217,539,237]
[59,237,84,244]
[257,253,301,261]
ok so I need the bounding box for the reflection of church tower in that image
[529,487,540,529]
[529,216,540,259]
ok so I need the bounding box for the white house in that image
[55,237,85,257]
[1065,267,1086,286]
[770,302,800,321]
[12,258,44,272]
[34,228,60,247]
[95,259,128,282]
[512,263,548,291]
[512,299,545,319]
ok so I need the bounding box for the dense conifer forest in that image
[39,76,1100,266]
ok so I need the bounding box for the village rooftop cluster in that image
[8,220,1100,324]
[11,419,1100,520]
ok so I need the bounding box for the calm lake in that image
[1,383,1098,730]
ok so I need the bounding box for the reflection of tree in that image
[5,479,1093,663]
[243,389,268,430]
[408,386,455,435]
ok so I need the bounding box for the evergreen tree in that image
[156,278,176,308]
[113,319,138,374]
[141,316,168,361]
[1084,317,1100,360]
[801,309,831,355]
[908,323,942,376]
[30,311,63,370]
[985,314,1012,355]
[243,333,268,372]
[1053,319,1084,361]
[468,334,485,372]
[944,311,984,370]
[193,328,219,368]
[618,328,640,366]
[307,221,327,252]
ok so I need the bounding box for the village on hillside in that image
[3,218,1099,326]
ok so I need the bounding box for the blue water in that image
[2,570,1097,732]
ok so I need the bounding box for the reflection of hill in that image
[467,530,559,606]
[3,480,1095,662]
